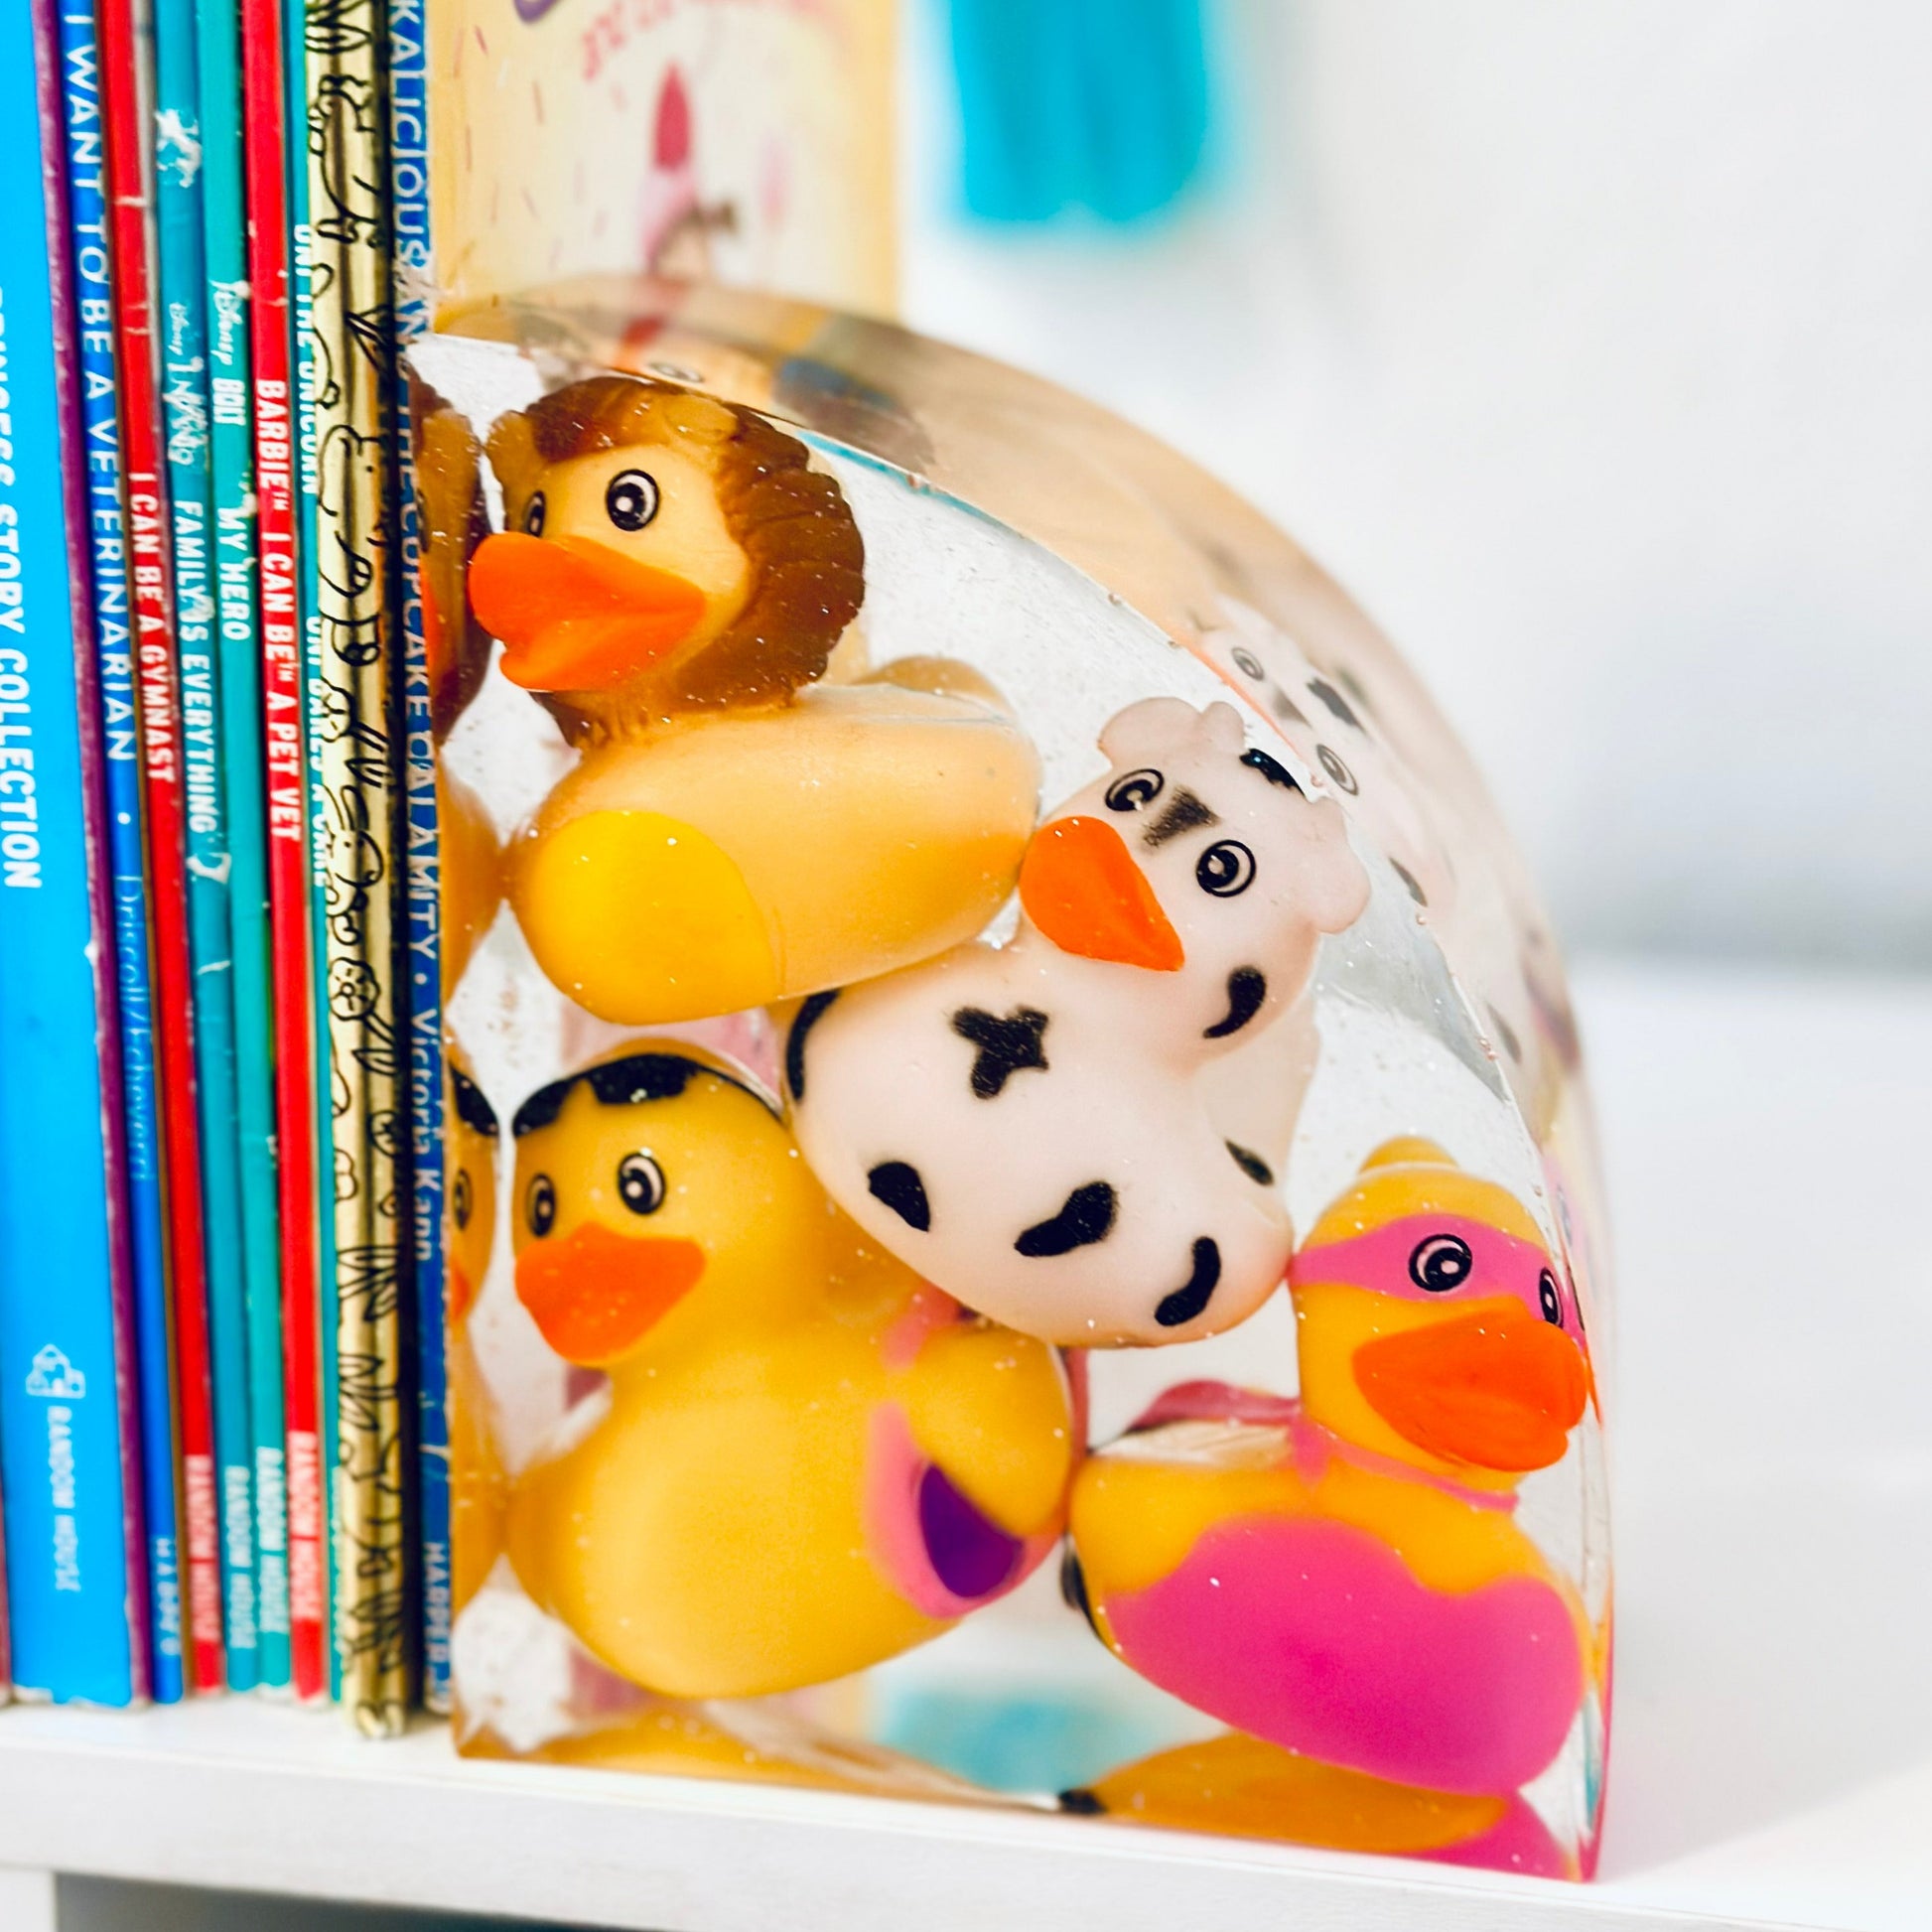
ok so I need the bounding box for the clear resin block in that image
[413,281,1613,1879]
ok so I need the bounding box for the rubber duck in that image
[468,374,1039,1026]
[1060,1730,1571,1877]
[501,1043,1077,1698]
[445,1054,507,1615]
[787,697,1369,1347]
[1065,1140,1592,1796]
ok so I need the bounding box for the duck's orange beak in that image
[447,1262,478,1325]
[470,531,708,692]
[1352,1299,1587,1472]
[1020,815,1183,972]
[515,1221,705,1365]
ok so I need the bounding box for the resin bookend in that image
[413,282,1612,1879]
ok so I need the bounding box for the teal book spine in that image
[196,0,291,1690]
[153,0,259,1694]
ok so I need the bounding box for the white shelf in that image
[1,959,1926,1932]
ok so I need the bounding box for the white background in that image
[898,0,1932,968]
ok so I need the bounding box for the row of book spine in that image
[0,0,443,1727]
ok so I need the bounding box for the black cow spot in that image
[1142,786,1218,850]
[1203,966,1267,1038]
[785,989,840,1101]
[1270,687,1311,728]
[1239,746,1303,793]
[1155,1237,1221,1327]
[1308,676,1362,731]
[951,1005,1049,1100]
[868,1161,931,1232]
[1015,1181,1117,1257]
[1225,1141,1274,1185]
[1390,858,1428,906]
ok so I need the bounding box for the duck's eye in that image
[617,1151,665,1216]
[522,491,546,537]
[526,1173,557,1238]
[1316,745,1358,795]
[1539,1268,1564,1326]
[1105,767,1165,813]
[452,1170,473,1232]
[1195,839,1256,897]
[605,469,660,533]
[1409,1232,1472,1293]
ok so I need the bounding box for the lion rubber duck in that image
[467,375,1039,1026]
[501,1043,1078,1698]
[1066,1141,1593,1798]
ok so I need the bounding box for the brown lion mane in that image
[483,374,865,737]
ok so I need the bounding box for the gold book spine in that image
[304,0,412,1735]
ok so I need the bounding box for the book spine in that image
[197,0,291,1695]
[53,0,185,1706]
[152,0,260,1695]
[388,0,449,1715]
[0,0,144,1710]
[301,0,415,1733]
[283,0,343,1702]
[99,0,225,1697]
[239,0,329,1703]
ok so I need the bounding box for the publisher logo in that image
[26,1345,85,1400]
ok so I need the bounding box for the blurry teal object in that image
[948,0,1211,222]
[875,1686,1184,1794]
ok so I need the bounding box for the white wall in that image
[898,0,1932,966]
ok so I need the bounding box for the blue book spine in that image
[284,0,342,1702]
[51,0,186,1705]
[0,0,143,1707]
[197,0,291,1693]
[153,0,259,1694]
[389,0,447,1713]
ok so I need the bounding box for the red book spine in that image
[241,0,328,1702]
[98,0,223,1694]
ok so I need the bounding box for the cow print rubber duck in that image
[787,698,1370,1346]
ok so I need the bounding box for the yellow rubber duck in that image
[468,375,1039,1026]
[502,1042,1078,1699]
[1067,1140,1593,1798]
[1060,1731,1573,1876]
